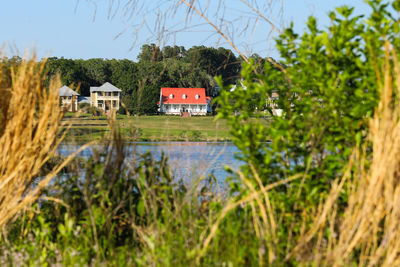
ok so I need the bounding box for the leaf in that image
[137,198,145,217]
[58,224,66,237]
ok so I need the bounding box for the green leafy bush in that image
[216,0,400,260]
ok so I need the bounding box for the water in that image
[57,142,242,183]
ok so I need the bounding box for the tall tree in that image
[186,46,240,94]
[162,45,187,60]
[46,57,82,92]
[137,44,163,62]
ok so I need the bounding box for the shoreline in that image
[62,114,233,142]
[62,135,234,143]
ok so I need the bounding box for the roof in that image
[160,88,207,105]
[90,82,122,93]
[78,96,90,104]
[59,85,79,96]
[89,86,99,92]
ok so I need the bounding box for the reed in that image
[0,52,72,228]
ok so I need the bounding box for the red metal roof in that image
[160,88,207,105]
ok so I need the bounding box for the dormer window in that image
[182,94,187,99]
[195,94,200,99]
[169,94,174,99]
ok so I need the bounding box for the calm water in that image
[57,142,242,183]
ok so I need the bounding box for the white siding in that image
[160,103,208,115]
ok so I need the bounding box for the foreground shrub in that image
[292,43,400,266]
[0,53,67,228]
[215,0,400,263]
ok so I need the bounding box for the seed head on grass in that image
[0,52,88,229]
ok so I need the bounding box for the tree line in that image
[1,45,276,115]
[0,44,276,114]
[46,44,253,114]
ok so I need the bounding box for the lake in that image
[57,142,242,184]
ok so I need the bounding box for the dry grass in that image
[289,43,400,266]
[195,167,303,266]
[0,53,85,229]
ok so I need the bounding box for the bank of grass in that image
[63,114,234,141]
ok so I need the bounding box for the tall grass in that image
[0,53,75,228]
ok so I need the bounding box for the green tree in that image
[46,57,83,91]
[185,46,240,94]
[137,44,163,62]
[162,45,187,60]
[133,83,160,114]
[81,58,111,86]
[135,59,168,114]
[163,58,207,88]
[108,59,138,113]
[216,0,400,258]
[108,59,138,94]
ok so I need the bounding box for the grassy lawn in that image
[62,114,232,141]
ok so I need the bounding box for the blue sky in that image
[0,0,372,60]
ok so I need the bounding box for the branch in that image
[239,0,281,35]
[179,0,249,63]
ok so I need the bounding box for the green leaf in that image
[137,198,145,217]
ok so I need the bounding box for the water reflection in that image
[57,142,241,183]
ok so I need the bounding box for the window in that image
[182,94,187,99]
[169,94,174,99]
[113,92,119,96]
[195,94,200,99]
[112,100,117,108]
[97,100,103,107]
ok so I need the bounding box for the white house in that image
[59,85,79,112]
[90,82,122,113]
[158,87,211,115]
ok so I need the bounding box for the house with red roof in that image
[158,88,211,115]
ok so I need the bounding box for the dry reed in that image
[196,170,303,265]
[290,43,400,266]
[0,52,87,229]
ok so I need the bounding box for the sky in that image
[0,0,372,61]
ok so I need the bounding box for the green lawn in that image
[62,114,232,141]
